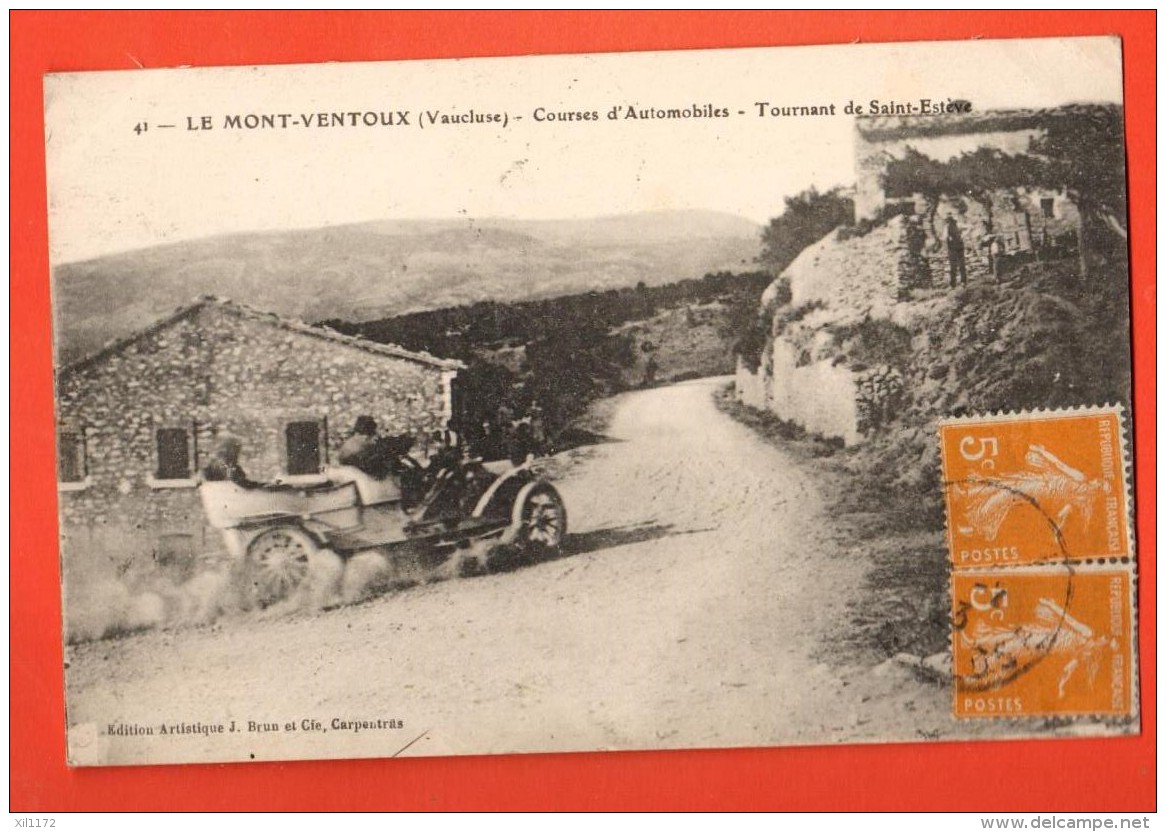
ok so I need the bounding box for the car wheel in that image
[245,526,318,607]
[513,484,567,560]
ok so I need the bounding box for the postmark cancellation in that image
[940,406,1132,570]
[952,569,1133,719]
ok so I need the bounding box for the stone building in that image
[56,296,463,566]
[854,109,1082,286]
[918,190,1081,287]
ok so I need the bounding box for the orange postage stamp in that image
[940,408,1131,569]
[952,569,1133,718]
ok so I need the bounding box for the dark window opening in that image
[58,432,86,483]
[1040,198,1055,219]
[156,427,192,480]
[286,420,324,475]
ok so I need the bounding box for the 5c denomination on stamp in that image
[940,407,1130,569]
[952,569,1132,718]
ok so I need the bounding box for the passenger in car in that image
[200,435,262,488]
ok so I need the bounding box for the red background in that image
[10,11,1156,811]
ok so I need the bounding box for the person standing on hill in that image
[643,354,659,387]
[905,214,929,289]
[946,216,968,288]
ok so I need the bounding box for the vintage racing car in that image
[199,454,567,606]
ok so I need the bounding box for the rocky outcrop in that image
[736,173,1083,446]
[782,218,906,316]
[739,217,913,445]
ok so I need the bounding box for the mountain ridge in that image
[52,210,761,364]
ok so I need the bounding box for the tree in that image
[1029,105,1127,234]
[1029,105,1128,276]
[883,145,1045,243]
[758,187,854,274]
[880,105,1128,279]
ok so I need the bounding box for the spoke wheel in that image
[245,527,317,607]
[516,485,567,559]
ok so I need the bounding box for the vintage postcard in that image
[45,35,1138,767]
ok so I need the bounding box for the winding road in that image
[65,377,966,766]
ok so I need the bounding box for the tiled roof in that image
[58,295,465,377]
[855,105,1114,143]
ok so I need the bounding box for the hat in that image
[354,415,377,435]
[213,434,243,461]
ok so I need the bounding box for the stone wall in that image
[831,187,1082,298]
[735,218,912,445]
[922,190,1081,287]
[56,301,455,565]
[851,111,1082,284]
[769,340,861,445]
[735,108,1088,447]
[855,365,905,435]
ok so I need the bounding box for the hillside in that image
[325,271,772,454]
[730,222,1130,667]
[611,302,741,387]
[51,211,760,364]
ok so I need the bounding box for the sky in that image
[44,36,1124,264]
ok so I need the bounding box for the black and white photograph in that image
[45,36,1137,767]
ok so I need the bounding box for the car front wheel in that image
[513,484,567,560]
[244,526,318,607]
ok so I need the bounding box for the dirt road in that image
[65,377,971,766]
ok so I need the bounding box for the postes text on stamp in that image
[940,408,1130,569]
[952,569,1132,718]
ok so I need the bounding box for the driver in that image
[338,415,396,479]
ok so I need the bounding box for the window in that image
[286,420,326,476]
[1040,198,1055,219]
[155,426,193,481]
[58,431,86,484]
